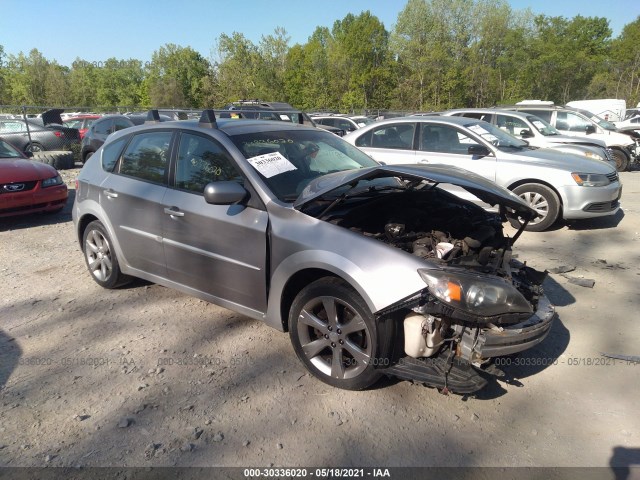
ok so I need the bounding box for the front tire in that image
[611,148,629,172]
[288,278,384,390]
[512,183,561,232]
[82,220,131,288]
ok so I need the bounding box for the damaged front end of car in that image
[296,164,556,393]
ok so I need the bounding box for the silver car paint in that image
[74,121,453,332]
[344,116,621,221]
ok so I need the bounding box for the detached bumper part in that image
[385,355,488,394]
[383,294,555,393]
[458,294,556,361]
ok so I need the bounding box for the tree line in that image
[0,0,638,113]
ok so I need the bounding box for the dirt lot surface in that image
[1,168,639,472]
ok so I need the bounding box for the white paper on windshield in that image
[279,114,291,121]
[248,152,297,178]
[532,120,545,129]
[468,124,498,143]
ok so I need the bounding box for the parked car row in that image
[343,115,621,232]
[0,109,80,154]
[507,102,638,171]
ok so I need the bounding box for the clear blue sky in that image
[0,0,637,67]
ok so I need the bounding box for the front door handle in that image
[418,158,430,164]
[104,189,119,198]
[164,207,185,217]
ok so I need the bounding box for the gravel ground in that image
[1,168,639,472]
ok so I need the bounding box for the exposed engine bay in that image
[332,189,507,266]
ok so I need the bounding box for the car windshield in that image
[463,121,528,149]
[0,140,24,158]
[351,116,374,127]
[577,109,617,131]
[526,115,560,136]
[230,128,379,201]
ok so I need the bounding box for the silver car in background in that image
[73,110,556,394]
[442,108,617,169]
[344,116,622,231]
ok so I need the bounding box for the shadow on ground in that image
[0,190,75,232]
[0,328,22,391]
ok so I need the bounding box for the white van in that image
[566,99,626,122]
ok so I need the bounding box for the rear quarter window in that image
[101,137,128,172]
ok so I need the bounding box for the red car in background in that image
[0,139,68,217]
[63,114,101,140]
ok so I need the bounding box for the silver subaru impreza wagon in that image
[73,110,555,393]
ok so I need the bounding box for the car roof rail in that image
[145,109,162,124]
[199,109,219,129]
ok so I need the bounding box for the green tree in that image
[599,16,640,106]
[68,59,99,107]
[283,27,332,110]
[329,11,391,111]
[4,49,49,105]
[524,15,612,103]
[256,27,291,101]
[146,44,210,108]
[210,33,261,105]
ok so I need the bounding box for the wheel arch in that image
[278,268,346,332]
[507,178,565,209]
[76,213,99,246]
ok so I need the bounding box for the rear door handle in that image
[164,207,185,217]
[418,158,430,164]
[104,189,118,198]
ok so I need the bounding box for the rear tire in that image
[82,150,95,164]
[82,220,131,289]
[512,183,561,232]
[26,142,44,153]
[288,277,385,390]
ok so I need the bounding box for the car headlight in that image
[418,268,532,317]
[42,175,63,188]
[571,173,610,187]
[583,151,603,161]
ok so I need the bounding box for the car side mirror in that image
[585,125,596,134]
[468,145,490,157]
[520,129,534,138]
[204,181,247,205]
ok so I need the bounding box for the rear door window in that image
[118,132,172,184]
[358,123,415,149]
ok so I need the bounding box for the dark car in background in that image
[0,109,80,153]
[0,139,68,217]
[225,100,346,136]
[81,113,173,162]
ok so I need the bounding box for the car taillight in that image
[54,131,63,137]
[75,180,78,190]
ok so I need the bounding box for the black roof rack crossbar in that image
[199,109,218,129]
[145,109,161,124]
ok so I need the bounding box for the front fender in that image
[265,248,427,331]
